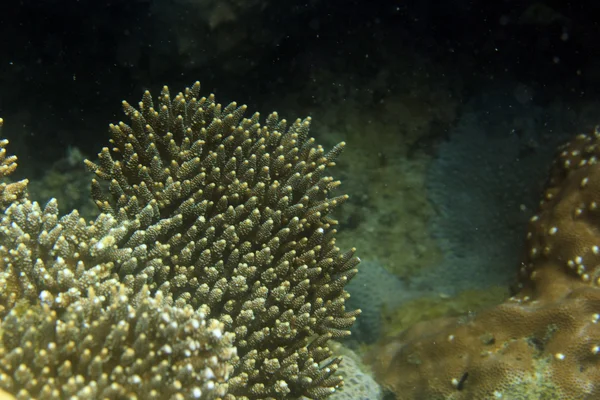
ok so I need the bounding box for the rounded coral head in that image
[521,127,600,294]
[369,127,600,399]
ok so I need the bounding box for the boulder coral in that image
[369,128,600,399]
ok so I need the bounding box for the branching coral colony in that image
[0,82,361,400]
[370,128,600,399]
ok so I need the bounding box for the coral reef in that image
[0,286,235,399]
[0,82,360,399]
[369,127,600,399]
[0,128,235,399]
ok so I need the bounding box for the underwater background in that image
[2,1,600,399]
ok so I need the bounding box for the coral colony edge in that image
[370,128,600,399]
[0,81,361,400]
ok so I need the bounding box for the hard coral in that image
[0,81,360,399]
[0,120,28,210]
[85,82,361,399]
[369,128,600,399]
[0,124,236,400]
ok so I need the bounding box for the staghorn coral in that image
[0,286,235,399]
[83,82,360,399]
[0,120,28,210]
[328,342,382,400]
[0,81,359,399]
[369,127,600,399]
[0,198,123,316]
[0,129,236,399]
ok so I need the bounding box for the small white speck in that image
[582,273,590,281]
[161,312,171,323]
[204,367,215,380]
[39,291,53,306]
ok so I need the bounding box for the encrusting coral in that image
[369,127,600,399]
[0,82,360,399]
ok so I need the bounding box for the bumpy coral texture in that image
[0,120,27,210]
[0,82,360,399]
[0,125,236,399]
[84,82,360,399]
[369,128,600,399]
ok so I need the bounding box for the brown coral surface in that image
[369,128,600,399]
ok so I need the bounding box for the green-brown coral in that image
[0,285,235,399]
[0,119,28,210]
[0,132,236,399]
[84,82,361,398]
[0,81,360,399]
